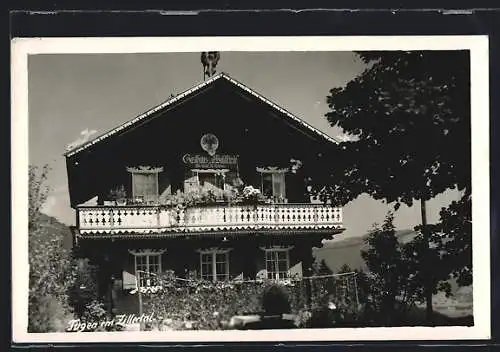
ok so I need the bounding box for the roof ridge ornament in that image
[201,51,221,80]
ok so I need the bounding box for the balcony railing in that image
[77,203,343,235]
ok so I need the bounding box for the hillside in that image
[313,229,417,273]
[36,213,73,251]
[313,229,473,318]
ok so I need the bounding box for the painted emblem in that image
[200,133,219,156]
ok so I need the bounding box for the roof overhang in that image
[64,73,341,208]
[64,72,339,158]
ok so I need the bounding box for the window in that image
[134,253,162,287]
[258,168,287,202]
[199,250,230,282]
[132,173,158,199]
[185,169,228,198]
[198,172,225,190]
[265,248,290,280]
[127,167,163,202]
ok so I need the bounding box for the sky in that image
[28,51,461,240]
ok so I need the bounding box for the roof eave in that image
[63,72,339,159]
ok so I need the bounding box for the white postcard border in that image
[11,35,490,343]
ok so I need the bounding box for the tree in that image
[311,258,333,276]
[68,258,105,320]
[29,164,50,231]
[361,213,427,325]
[430,189,472,287]
[29,165,76,332]
[323,50,471,321]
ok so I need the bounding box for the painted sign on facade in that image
[182,154,239,169]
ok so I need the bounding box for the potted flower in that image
[240,185,265,206]
[109,185,127,205]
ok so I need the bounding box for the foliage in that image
[299,264,366,328]
[160,187,218,208]
[29,165,112,332]
[28,164,50,230]
[360,212,424,325]
[240,185,267,205]
[28,165,76,332]
[427,189,472,287]
[68,258,102,319]
[108,184,127,200]
[311,258,333,276]
[261,284,291,314]
[140,273,305,330]
[155,185,245,208]
[157,184,266,209]
[327,207,471,327]
[323,50,471,207]
[131,270,363,330]
[437,190,472,286]
[29,296,75,333]
[322,51,471,322]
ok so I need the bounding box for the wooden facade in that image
[66,73,345,314]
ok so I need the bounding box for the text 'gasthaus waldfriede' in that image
[67,313,154,332]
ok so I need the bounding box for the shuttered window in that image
[131,172,159,201]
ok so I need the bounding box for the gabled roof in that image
[64,72,339,158]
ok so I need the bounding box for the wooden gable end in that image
[66,76,339,207]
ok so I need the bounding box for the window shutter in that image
[184,170,199,193]
[134,173,157,198]
[288,261,303,279]
[122,269,136,290]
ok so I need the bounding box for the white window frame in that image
[128,249,164,288]
[262,246,292,281]
[256,167,287,202]
[198,248,231,282]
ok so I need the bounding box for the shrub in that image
[261,284,291,315]
[29,296,75,333]
[68,258,100,318]
[131,272,364,330]
[136,273,310,330]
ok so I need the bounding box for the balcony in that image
[76,203,343,236]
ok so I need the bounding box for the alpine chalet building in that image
[65,72,345,314]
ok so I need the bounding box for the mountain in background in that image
[314,229,473,317]
[37,212,73,251]
[32,216,471,319]
[313,229,417,273]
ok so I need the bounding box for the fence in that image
[308,272,360,309]
[130,271,361,330]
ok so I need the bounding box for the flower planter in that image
[116,199,127,206]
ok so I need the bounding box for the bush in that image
[29,296,75,333]
[29,165,110,333]
[133,272,366,330]
[68,258,100,318]
[139,273,310,330]
[261,284,291,315]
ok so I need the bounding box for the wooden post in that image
[137,271,143,330]
[306,274,313,309]
[353,274,360,307]
[302,240,314,309]
[421,198,433,325]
